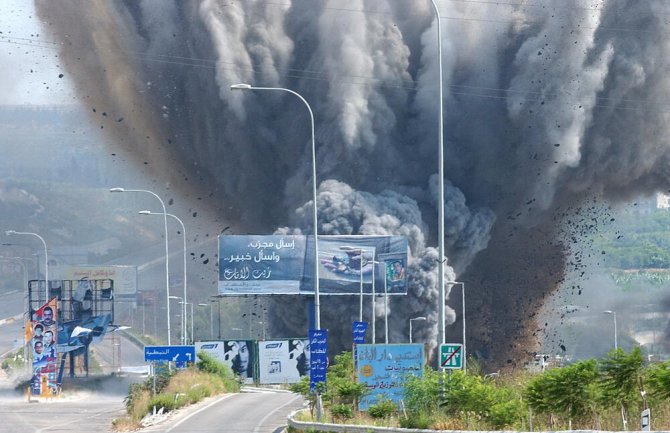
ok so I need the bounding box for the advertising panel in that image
[218,235,408,295]
[357,344,424,410]
[258,339,310,384]
[195,340,255,384]
[50,265,137,297]
[28,298,59,396]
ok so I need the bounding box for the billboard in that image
[357,344,424,410]
[28,298,59,396]
[50,265,137,297]
[218,235,408,295]
[258,339,310,384]
[195,340,255,384]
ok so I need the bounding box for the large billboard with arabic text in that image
[50,265,137,297]
[356,344,424,410]
[218,235,408,295]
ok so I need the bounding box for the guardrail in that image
[287,408,440,433]
[287,409,634,433]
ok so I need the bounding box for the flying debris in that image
[35,0,670,367]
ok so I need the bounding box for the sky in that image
[0,0,74,105]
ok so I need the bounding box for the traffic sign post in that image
[144,345,196,364]
[440,343,463,369]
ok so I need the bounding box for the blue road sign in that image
[352,321,368,344]
[144,345,196,364]
[309,329,328,391]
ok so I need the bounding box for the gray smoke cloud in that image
[34,0,670,365]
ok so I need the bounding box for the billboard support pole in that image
[384,261,389,344]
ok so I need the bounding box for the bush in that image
[367,398,397,419]
[330,403,353,421]
[399,411,432,429]
[148,392,181,413]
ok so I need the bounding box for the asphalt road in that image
[143,389,304,433]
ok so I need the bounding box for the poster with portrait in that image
[258,339,310,384]
[29,298,58,395]
[195,340,255,383]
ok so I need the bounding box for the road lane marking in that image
[253,394,302,433]
[165,393,235,432]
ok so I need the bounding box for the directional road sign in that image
[144,345,196,364]
[440,343,463,369]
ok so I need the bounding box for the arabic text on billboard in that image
[357,344,424,410]
[50,265,137,296]
[218,235,408,295]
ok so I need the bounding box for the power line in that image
[0,16,666,113]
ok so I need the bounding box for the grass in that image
[113,354,241,431]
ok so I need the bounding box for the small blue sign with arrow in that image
[144,345,196,364]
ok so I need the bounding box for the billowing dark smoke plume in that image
[35,0,670,366]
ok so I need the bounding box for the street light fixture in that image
[340,245,365,323]
[111,187,172,345]
[447,281,466,373]
[5,230,49,302]
[409,316,427,344]
[604,310,618,350]
[231,83,321,330]
[428,0,447,349]
[139,210,188,346]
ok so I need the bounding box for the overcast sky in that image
[0,0,74,105]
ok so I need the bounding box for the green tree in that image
[598,348,645,429]
[646,360,670,400]
[525,360,599,427]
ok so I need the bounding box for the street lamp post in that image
[231,83,321,330]
[340,246,365,322]
[428,0,446,349]
[604,310,618,350]
[183,302,193,344]
[110,187,172,345]
[139,210,188,346]
[370,260,379,344]
[5,231,49,302]
[409,316,427,344]
[169,296,184,345]
[447,281,466,373]
[0,255,29,364]
[383,261,389,344]
[198,303,213,340]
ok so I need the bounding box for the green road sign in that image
[440,343,463,369]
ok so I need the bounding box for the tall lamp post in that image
[231,83,321,330]
[139,210,188,346]
[198,303,213,340]
[370,260,379,344]
[0,255,29,363]
[428,0,447,350]
[110,187,172,345]
[409,316,427,344]
[447,281,466,373]
[340,246,365,322]
[182,301,193,344]
[604,310,618,350]
[168,295,184,345]
[5,230,49,302]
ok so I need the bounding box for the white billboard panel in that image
[258,339,309,384]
